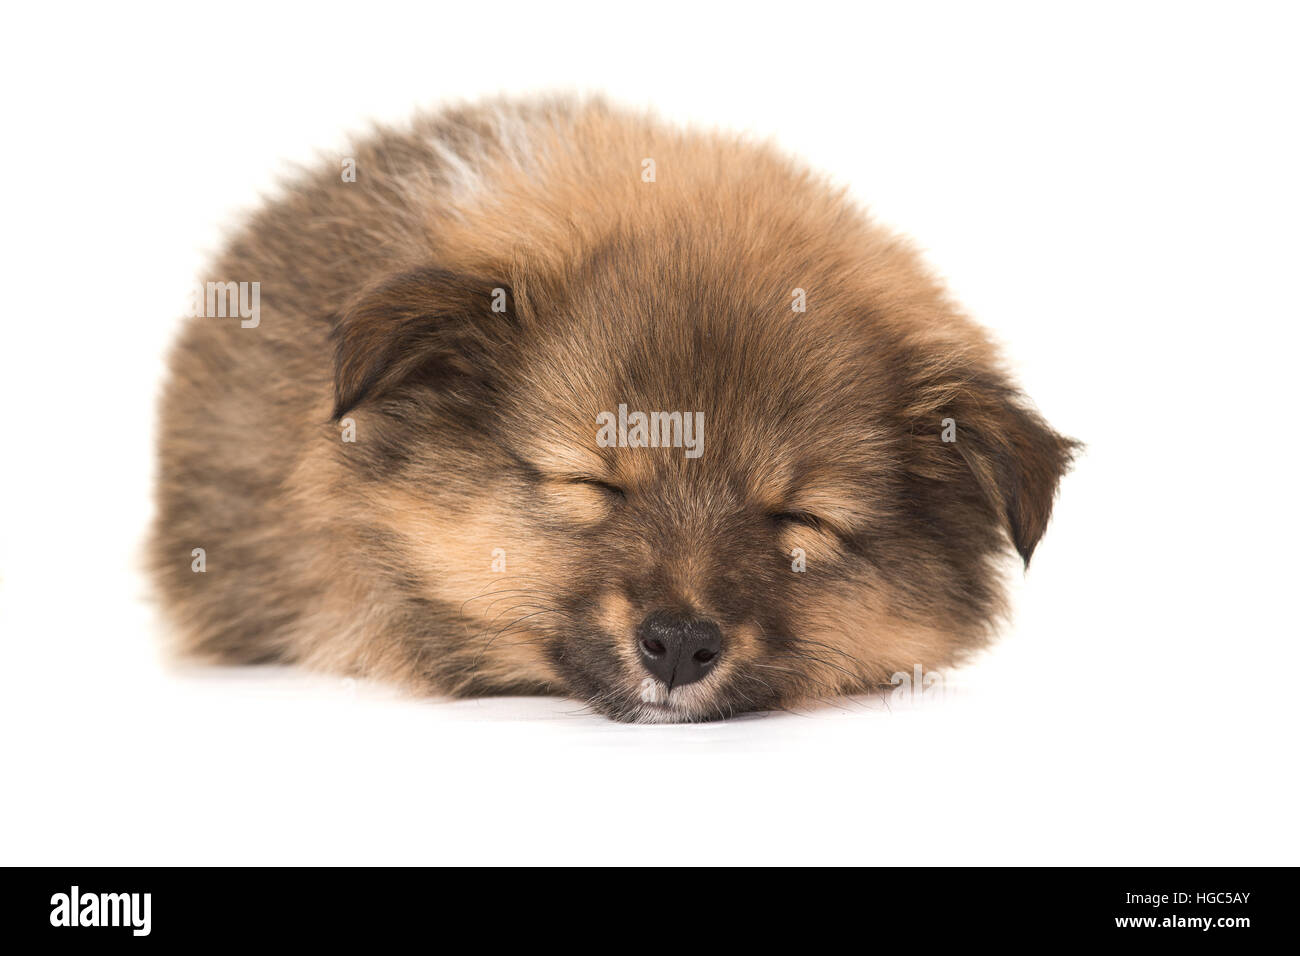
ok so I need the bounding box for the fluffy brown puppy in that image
[151,97,1076,722]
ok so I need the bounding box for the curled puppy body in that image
[151,97,1076,723]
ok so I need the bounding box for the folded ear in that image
[330,267,517,420]
[911,367,1078,567]
[955,383,1078,565]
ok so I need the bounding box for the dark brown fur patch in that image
[331,268,517,420]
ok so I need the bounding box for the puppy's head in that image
[331,228,1076,722]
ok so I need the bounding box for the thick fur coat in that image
[151,98,1075,721]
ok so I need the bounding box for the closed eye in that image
[770,510,827,532]
[567,476,627,500]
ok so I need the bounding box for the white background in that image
[2,1,1296,865]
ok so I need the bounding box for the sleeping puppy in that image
[152,97,1076,722]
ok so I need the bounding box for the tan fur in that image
[151,96,1075,722]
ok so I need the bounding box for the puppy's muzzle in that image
[636,610,722,689]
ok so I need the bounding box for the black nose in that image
[636,611,723,689]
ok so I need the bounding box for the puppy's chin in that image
[629,701,705,725]
[605,675,737,724]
